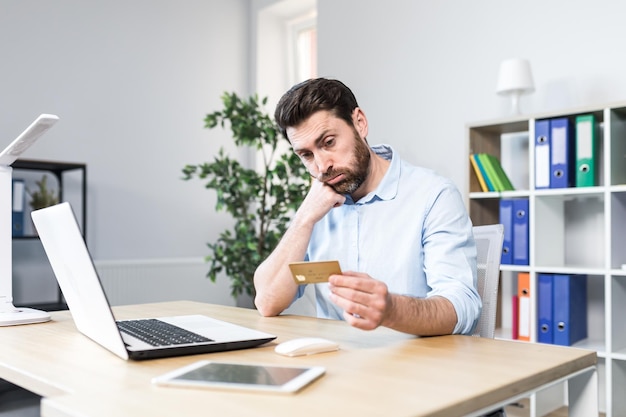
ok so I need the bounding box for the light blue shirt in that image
[295,144,480,335]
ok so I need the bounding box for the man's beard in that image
[319,131,371,195]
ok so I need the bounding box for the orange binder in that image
[517,272,531,341]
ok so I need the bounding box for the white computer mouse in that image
[274,337,339,357]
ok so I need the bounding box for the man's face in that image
[287,109,370,195]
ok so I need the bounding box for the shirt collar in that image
[345,144,399,205]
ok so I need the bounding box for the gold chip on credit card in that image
[288,261,342,285]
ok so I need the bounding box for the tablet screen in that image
[152,360,325,394]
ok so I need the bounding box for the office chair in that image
[471,224,506,417]
[471,224,504,339]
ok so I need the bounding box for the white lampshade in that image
[496,58,535,114]
[496,58,535,95]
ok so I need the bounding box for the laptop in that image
[31,202,276,360]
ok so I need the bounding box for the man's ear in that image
[353,107,368,139]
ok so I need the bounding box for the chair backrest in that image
[471,224,504,338]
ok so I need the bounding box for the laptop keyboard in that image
[117,319,213,347]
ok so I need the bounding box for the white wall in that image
[1,0,249,261]
[317,0,626,199]
[7,0,626,304]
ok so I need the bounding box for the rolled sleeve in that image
[423,182,481,335]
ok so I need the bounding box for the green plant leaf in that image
[182,92,310,299]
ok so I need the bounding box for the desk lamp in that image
[496,58,535,115]
[0,114,59,326]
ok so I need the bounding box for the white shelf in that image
[468,101,626,417]
[572,338,606,355]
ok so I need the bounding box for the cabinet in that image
[468,103,626,417]
[11,159,86,311]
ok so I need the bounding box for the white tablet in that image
[152,360,325,394]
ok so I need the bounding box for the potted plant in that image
[182,92,310,300]
[27,174,59,210]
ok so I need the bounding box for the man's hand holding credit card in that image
[288,261,342,285]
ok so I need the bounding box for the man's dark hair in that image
[274,78,359,139]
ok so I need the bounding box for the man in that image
[253,78,480,336]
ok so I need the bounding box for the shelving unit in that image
[11,158,86,311]
[467,102,626,417]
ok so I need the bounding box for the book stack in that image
[469,153,514,192]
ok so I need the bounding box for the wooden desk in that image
[0,301,597,417]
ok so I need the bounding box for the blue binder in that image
[535,120,551,189]
[499,199,514,265]
[549,118,574,188]
[12,178,25,237]
[537,274,553,344]
[512,198,529,265]
[553,274,588,346]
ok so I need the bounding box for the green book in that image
[483,153,515,191]
[477,153,503,191]
[476,153,500,191]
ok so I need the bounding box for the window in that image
[287,12,317,85]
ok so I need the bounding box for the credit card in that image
[288,260,342,285]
